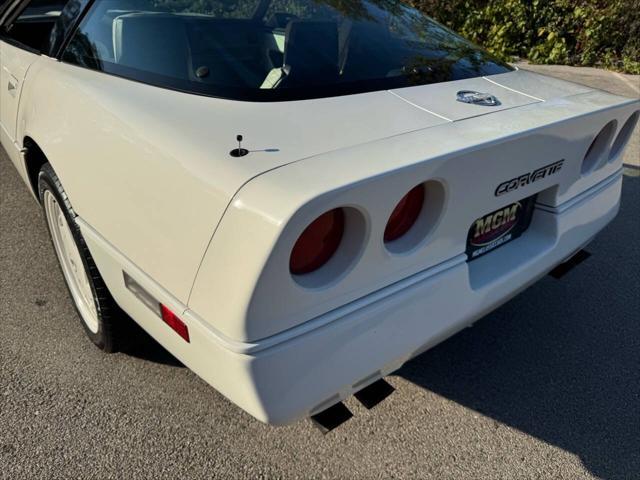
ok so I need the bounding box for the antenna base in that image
[230,148,249,157]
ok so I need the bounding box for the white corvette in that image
[1,0,638,428]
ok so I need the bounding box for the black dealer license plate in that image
[466,196,536,261]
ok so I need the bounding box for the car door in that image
[0,0,83,168]
[0,46,36,144]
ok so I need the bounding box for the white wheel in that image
[43,190,100,333]
[38,163,123,352]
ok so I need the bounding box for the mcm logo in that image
[471,203,521,246]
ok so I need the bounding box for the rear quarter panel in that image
[16,65,229,302]
[16,57,444,302]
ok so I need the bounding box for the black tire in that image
[38,163,123,352]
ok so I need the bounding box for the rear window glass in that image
[61,0,512,101]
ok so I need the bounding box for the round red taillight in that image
[290,208,345,275]
[384,185,425,243]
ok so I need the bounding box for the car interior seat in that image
[112,12,190,80]
[261,20,339,89]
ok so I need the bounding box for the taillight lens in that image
[384,185,425,242]
[610,111,639,162]
[581,121,617,174]
[290,208,345,275]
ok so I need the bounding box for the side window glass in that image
[62,1,172,71]
[61,0,263,73]
[1,0,71,53]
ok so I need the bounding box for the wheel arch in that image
[22,136,49,202]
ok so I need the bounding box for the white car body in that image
[1,0,638,425]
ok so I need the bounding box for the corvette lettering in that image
[495,160,564,197]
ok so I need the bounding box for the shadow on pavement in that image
[118,318,184,368]
[399,174,640,480]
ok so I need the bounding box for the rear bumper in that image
[82,169,622,425]
[194,169,622,424]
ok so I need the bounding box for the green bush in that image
[410,0,640,74]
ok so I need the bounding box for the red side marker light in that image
[160,304,190,343]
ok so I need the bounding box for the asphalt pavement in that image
[1,67,639,480]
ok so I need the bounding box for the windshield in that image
[62,0,512,101]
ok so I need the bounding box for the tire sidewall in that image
[38,165,111,350]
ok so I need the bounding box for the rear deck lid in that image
[389,69,596,121]
[390,75,541,121]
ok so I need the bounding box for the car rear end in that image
[8,0,637,427]
[183,75,638,424]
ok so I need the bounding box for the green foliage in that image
[409,0,640,74]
